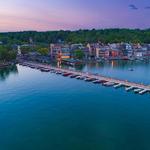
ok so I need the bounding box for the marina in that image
[19,61,150,95]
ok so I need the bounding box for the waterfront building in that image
[145,50,150,57]
[133,43,142,49]
[134,50,144,58]
[120,43,133,59]
[87,43,102,59]
[109,49,120,58]
[50,44,71,60]
[98,48,107,58]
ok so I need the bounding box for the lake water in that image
[0,61,150,150]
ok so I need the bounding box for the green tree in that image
[37,47,49,56]
[74,49,84,60]
[0,49,7,62]
[0,45,17,62]
[21,46,33,55]
[7,51,17,61]
[1,29,150,44]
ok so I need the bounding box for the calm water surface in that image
[0,61,150,150]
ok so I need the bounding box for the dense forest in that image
[0,29,150,44]
[0,45,17,62]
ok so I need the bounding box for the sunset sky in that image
[0,0,150,32]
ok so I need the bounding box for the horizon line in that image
[0,27,150,33]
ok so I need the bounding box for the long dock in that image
[19,61,150,95]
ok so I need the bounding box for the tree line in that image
[0,29,150,44]
[0,45,17,62]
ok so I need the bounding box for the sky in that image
[0,0,150,32]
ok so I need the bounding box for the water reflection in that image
[75,60,150,84]
[60,60,150,74]
[0,65,18,81]
[79,60,150,70]
[85,61,134,69]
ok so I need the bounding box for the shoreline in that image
[0,63,9,69]
[0,62,16,69]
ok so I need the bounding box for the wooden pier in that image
[19,61,150,95]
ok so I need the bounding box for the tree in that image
[7,51,17,61]
[0,48,7,62]
[1,29,150,44]
[0,45,17,62]
[21,46,33,55]
[37,47,49,56]
[74,49,84,60]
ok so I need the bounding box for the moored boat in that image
[85,78,96,82]
[70,74,79,78]
[63,72,72,77]
[93,80,101,84]
[40,68,51,72]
